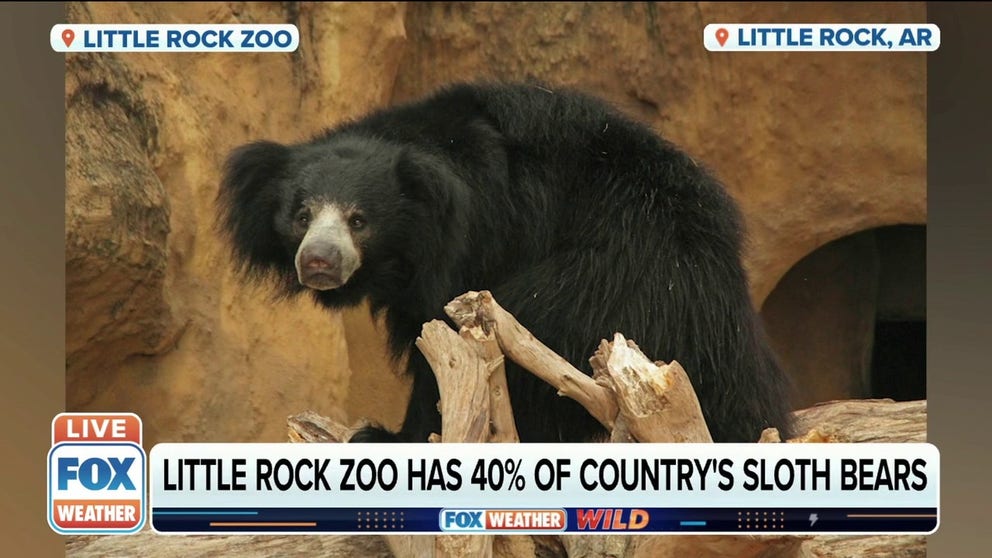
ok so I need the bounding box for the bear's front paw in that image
[348,426,401,443]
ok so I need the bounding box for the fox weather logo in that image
[47,413,146,534]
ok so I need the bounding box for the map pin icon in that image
[62,29,75,48]
[716,28,729,47]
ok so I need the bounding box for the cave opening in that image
[761,225,926,409]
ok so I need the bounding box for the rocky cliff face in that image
[65,2,925,445]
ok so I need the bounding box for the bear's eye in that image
[295,209,310,227]
[348,214,367,231]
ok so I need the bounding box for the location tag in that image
[716,28,729,47]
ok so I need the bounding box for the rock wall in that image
[65,2,926,446]
[65,2,410,444]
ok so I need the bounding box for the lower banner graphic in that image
[149,443,939,535]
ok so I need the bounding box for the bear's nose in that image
[303,255,335,271]
[301,245,342,273]
[299,243,344,291]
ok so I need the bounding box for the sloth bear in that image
[218,82,793,443]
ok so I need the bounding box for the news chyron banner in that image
[49,24,298,53]
[703,23,940,51]
[48,413,146,534]
[148,442,939,535]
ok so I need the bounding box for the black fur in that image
[218,82,794,443]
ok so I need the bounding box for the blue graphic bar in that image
[156,510,258,517]
[151,507,937,534]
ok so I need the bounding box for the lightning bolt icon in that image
[809,513,819,526]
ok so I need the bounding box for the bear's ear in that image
[394,147,472,307]
[395,148,470,226]
[217,141,293,279]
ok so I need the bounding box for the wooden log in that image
[564,334,715,557]
[415,320,495,557]
[416,319,492,444]
[790,399,927,443]
[590,334,712,443]
[624,534,809,558]
[380,316,523,556]
[65,531,395,557]
[445,290,619,430]
[286,410,350,443]
[459,323,519,443]
[802,534,925,558]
